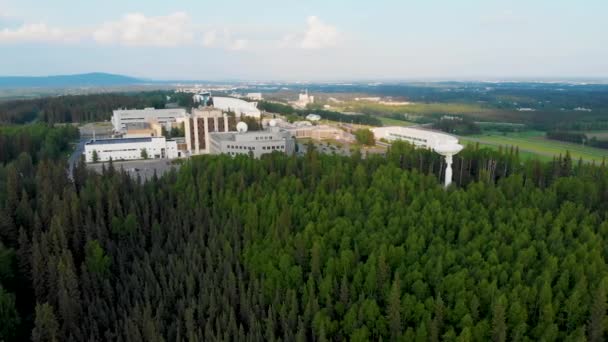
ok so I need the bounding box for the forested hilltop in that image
[1,136,608,340]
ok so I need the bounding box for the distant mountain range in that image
[0,73,146,88]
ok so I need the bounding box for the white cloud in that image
[300,16,339,49]
[0,23,81,43]
[93,12,194,47]
[202,29,250,51]
[202,30,217,47]
[0,13,342,52]
[229,39,248,51]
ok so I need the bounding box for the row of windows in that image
[88,148,165,153]
[254,136,274,141]
[262,145,284,150]
[388,133,428,143]
[226,144,285,151]
[227,145,255,150]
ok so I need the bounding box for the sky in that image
[0,0,607,81]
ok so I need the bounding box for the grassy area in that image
[460,130,608,163]
[334,100,508,119]
[459,137,551,162]
[377,116,415,127]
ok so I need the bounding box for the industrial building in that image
[193,92,261,118]
[291,125,352,141]
[261,118,352,142]
[291,90,314,108]
[245,93,263,100]
[209,122,295,158]
[111,108,187,132]
[371,126,463,187]
[213,97,261,118]
[123,121,164,138]
[84,137,179,163]
[181,107,237,155]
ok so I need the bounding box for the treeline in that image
[258,100,383,126]
[547,131,608,149]
[0,124,79,164]
[433,117,481,135]
[2,136,608,340]
[0,92,168,124]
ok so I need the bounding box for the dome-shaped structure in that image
[269,119,278,127]
[236,122,248,133]
[433,142,464,156]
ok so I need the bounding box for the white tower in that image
[434,143,464,187]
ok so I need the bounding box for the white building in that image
[306,114,321,121]
[291,90,314,108]
[111,108,187,132]
[192,92,262,118]
[212,97,261,118]
[209,123,295,158]
[372,126,464,187]
[84,137,179,163]
[246,93,263,100]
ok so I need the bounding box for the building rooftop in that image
[210,128,289,143]
[86,137,154,145]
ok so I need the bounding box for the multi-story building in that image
[209,124,295,158]
[111,108,187,132]
[181,107,237,155]
[84,136,179,162]
[123,121,164,138]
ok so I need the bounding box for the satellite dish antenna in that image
[236,122,248,133]
[269,119,277,127]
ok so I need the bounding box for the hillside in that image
[0,72,144,88]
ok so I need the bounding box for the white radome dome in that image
[269,119,277,127]
[236,121,248,133]
[434,143,464,156]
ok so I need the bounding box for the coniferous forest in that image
[1,132,608,341]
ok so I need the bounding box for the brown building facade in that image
[181,107,237,155]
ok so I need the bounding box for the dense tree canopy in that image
[0,92,168,124]
[0,124,79,164]
[354,128,375,145]
[0,134,607,340]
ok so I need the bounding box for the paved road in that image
[68,139,87,180]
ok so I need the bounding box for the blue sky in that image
[1,0,607,80]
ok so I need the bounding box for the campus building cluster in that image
[84,92,294,163]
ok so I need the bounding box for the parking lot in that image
[87,159,182,181]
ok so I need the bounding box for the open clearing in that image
[582,130,608,140]
[460,130,608,163]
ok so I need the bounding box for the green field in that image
[460,130,608,163]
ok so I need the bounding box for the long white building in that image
[212,97,261,118]
[111,108,187,132]
[372,126,464,187]
[84,137,179,163]
[192,92,261,118]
